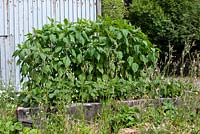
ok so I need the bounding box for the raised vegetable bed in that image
[17,98,181,128]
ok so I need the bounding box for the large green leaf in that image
[127,56,134,66]
[97,64,104,74]
[140,55,148,64]
[76,32,85,45]
[131,63,139,73]
[63,56,71,68]
[50,34,57,43]
[69,34,75,43]
[55,46,62,53]
[116,51,123,60]
[77,53,83,63]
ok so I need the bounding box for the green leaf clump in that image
[13,18,159,106]
[129,0,200,54]
[0,117,22,134]
[102,0,126,20]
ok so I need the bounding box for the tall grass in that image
[0,83,17,118]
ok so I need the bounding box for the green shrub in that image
[109,98,200,133]
[129,0,200,54]
[129,0,169,50]
[155,0,200,50]
[0,117,22,134]
[20,128,41,134]
[110,105,141,133]
[13,18,159,106]
[102,0,126,20]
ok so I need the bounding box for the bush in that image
[129,0,169,50]
[0,117,22,134]
[129,0,200,55]
[13,18,159,106]
[110,106,140,133]
[20,127,40,134]
[102,0,126,20]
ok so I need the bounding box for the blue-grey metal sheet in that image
[0,0,101,89]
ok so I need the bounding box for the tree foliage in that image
[129,0,200,53]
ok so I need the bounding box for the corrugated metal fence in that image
[0,0,101,89]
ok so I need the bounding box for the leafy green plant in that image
[20,127,41,134]
[13,18,159,106]
[134,75,184,99]
[0,117,22,134]
[105,93,200,134]
[0,83,24,133]
[138,98,200,133]
[0,83,17,117]
[109,105,140,133]
[102,0,126,20]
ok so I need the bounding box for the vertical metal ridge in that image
[53,0,56,19]
[13,0,16,86]
[63,0,65,18]
[17,1,20,43]
[50,0,52,19]
[36,0,39,29]
[40,0,44,24]
[76,0,78,21]
[23,0,25,40]
[67,0,69,20]
[84,0,86,19]
[88,0,91,20]
[45,0,47,23]
[80,0,82,19]
[6,0,9,35]
[27,0,29,33]
[72,0,74,21]
[17,0,20,88]
[96,0,101,16]
[3,0,5,35]
[59,0,61,22]
[31,0,34,30]
[6,0,11,83]
[93,0,95,21]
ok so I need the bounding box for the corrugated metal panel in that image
[0,0,101,90]
[0,36,15,85]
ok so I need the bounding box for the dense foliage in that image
[0,85,22,134]
[0,117,22,134]
[0,81,198,133]
[129,0,200,54]
[13,18,159,106]
[109,98,200,133]
[102,0,126,20]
